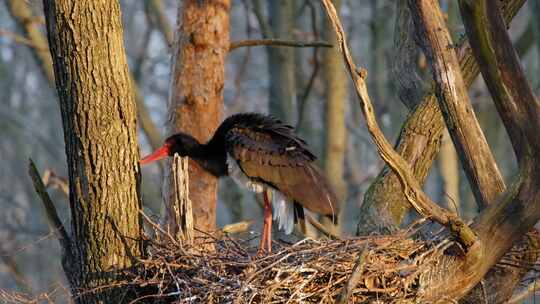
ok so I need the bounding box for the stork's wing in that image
[225,125,339,218]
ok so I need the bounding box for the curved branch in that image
[320,0,476,248]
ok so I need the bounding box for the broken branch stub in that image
[171,154,193,244]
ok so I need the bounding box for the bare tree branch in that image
[358,0,526,232]
[252,0,273,38]
[28,159,71,254]
[320,0,476,248]
[42,169,69,197]
[459,0,540,162]
[5,0,54,82]
[229,38,332,51]
[409,0,506,210]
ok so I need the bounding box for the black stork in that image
[140,113,339,253]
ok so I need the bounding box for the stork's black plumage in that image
[141,113,339,253]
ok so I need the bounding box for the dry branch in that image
[319,0,476,248]
[145,0,173,47]
[408,0,506,209]
[459,0,540,161]
[42,169,69,197]
[229,39,332,51]
[27,159,71,255]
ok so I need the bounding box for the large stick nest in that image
[122,225,447,303]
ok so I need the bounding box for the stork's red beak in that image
[140,145,170,165]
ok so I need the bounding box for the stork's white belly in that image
[226,154,296,234]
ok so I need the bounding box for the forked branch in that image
[319,0,476,248]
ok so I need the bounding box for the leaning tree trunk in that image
[165,0,230,235]
[43,1,143,303]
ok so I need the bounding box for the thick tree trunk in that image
[165,0,230,235]
[42,1,143,302]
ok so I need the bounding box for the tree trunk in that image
[42,1,143,302]
[322,0,347,234]
[165,0,230,235]
[267,0,297,123]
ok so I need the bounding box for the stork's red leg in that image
[258,190,273,254]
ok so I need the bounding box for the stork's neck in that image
[189,140,228,177]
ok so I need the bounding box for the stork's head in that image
[140,133,200,165]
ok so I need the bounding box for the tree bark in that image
[165,0,230,235]
[42,1,143,302]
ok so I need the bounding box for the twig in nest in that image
[319,0,476,249]
[218,220,253,236]
[339,244,368,303]
[306,213,340,239]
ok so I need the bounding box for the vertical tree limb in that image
[145,0,174,47]
[267,0,297,123]
[392,1,428,110]
[408,0,506,210]
[459,0,540,162]
[166,0,230,235]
